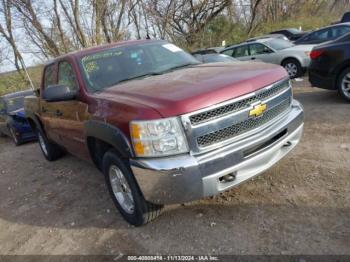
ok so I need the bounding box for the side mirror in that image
[43,85,77,102]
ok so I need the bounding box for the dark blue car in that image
[0,90,37,145]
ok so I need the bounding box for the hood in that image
[95,62,288,118]
[9,108,26,118]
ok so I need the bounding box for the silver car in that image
[220,38,315,78]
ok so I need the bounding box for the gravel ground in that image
[0,82,349,255]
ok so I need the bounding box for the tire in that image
[102,149,163,226]
[37,128,65,161]
[0,130,6,137]
[8,126,21,146]
[282,58,303,79]
[337,67,350,102]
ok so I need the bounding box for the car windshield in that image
[288,28,303,34]
[79,41,199,92]
[202,54,237,63]
[265,39,294,50]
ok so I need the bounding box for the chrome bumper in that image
[130,99,304,205]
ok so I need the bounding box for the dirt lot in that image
[0,83,349,255]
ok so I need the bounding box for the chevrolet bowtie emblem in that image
[249,103,267,117]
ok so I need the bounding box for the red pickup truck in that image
[25,40,304,225]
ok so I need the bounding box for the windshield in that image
[79,41,199,92]
[288,28,303,34]
[265,39,294,50]
[202,54,237,63]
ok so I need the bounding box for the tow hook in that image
[283,141,292,147]
[219,173,236,183]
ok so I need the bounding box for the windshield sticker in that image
[162,44,182,52]
[82,50,123,63]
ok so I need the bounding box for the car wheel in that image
[337,67,350,102]
[9,126,21,146]
[102,149,163,226]
[0,130,6,137]
[282,59,302,78]
[37,128,65,161]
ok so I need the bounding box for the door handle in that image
[55,110,63,117]
[251,57,256,60]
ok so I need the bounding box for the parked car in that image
[269,28,306,41]
[0,90,37,145]
[191,47,223,55]
[247,33,289,42]
[220,38,314,78]
[294,23,350,45]
[25,40,304,226]
[340,12,350,23]
[193,53,238,63]
[309,32,350,102]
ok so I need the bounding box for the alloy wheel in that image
[9,127,18,144]
[284,62,298,78]
[109,165,135,214]
[341,72,350,99]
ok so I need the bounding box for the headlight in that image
[130,117,189,157]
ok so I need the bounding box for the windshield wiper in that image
[159,63,199,74]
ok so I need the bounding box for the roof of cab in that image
[44,39,165,66]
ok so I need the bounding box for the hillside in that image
[0,66,42,96]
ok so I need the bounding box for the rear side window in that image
[58,61,78,92]
[43,64,55,89]
[330,26,350,39]
[232,46,249,58]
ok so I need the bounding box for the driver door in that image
[247,43,276,63]
[40,60,90,160]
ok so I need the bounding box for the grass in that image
[0,66,42,96]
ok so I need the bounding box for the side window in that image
[44,64,55,89]
[232,46,249,58]
[58,61,78,92]
[221,48,234,57]
[331,26,350,39]
[309,29,329,41]
[249,43,272,55]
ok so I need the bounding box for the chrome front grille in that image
[189,79,290,125]
[181,78,293,155]
[196,98,290,148]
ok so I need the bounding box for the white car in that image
[220,38,315,78]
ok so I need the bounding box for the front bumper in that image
[131,99,304,205]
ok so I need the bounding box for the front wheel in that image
[337,67,350,102]
[102,149,163,226]
[282,59,303,79]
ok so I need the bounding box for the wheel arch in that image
[85,120,133,170]
[334,60,350,88]
[280,56,301,66]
